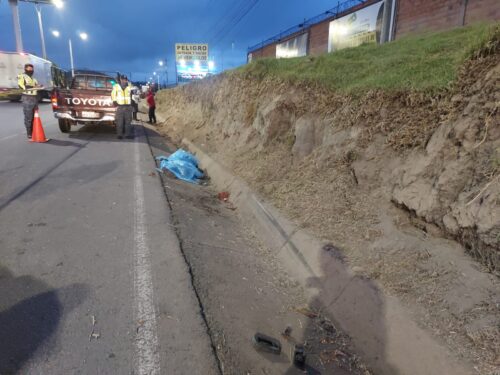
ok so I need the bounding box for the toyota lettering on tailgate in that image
[65,97,113,106]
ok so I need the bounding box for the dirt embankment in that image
[154,47,499,373]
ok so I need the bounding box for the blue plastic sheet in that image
[156,149,204,184]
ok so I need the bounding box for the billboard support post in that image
[380,0,393,44]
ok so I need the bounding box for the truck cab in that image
[51,71,117,133]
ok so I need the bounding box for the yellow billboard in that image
[175,43,209,62]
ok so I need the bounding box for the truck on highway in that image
[0,51,65,101]
[51,70,117,133]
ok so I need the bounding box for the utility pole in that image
[8,0,24,52]
[165,58,168,85]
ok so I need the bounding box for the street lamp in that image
[52,30,88,77]
[8,0,65,58]
[158,59,168,85]
[153,72,160,89]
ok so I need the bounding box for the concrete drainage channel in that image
[182,138,476,375]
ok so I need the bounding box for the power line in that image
[203,0,249,41]
[212,0,261,46]
[207,0,261,47]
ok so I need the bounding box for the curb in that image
[182,138,473,375]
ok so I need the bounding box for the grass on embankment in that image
[240,23,499,93]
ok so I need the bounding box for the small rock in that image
[282,326,292,338]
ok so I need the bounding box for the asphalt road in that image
[0,102,219,374]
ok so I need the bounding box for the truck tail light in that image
[51,91,59,109]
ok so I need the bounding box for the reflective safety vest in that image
[111,83,132,105]
[17,73,39,96]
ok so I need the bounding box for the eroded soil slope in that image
[154,37,499,374]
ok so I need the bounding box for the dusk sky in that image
[0,0,338,82]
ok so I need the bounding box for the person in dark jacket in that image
[146,90,156,124]
[131,85,140,121]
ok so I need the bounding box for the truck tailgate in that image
[54,88,116,121]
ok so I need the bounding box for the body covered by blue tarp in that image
[156,149,204,184]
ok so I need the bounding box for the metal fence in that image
[247,0,369,53]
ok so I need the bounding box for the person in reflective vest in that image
[18,63,42,139]
[111,74,133,139]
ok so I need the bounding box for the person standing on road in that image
[18,64,42,139]
[111,74,133,139]
[146,89,156,124]
[131,85,140,121]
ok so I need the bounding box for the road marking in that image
[0,134,20,142]
[133,137,161,375]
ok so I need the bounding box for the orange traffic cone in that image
[30,108,49,143]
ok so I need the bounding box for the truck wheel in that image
[58,119,71,133]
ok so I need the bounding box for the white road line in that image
[0,134,20,142]
[133,138,161,375]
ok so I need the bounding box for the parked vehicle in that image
[51,70,117,133]
[0,51,65,101]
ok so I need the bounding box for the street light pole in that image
[69,38,75,77]
[53,31,87,77]
[158,59,169,86]
[35,4,47,59]
[8,0,23,52]
[8,0,64,58]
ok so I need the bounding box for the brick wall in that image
[250,43,276,60]
[464,0,500,24]
[309,21,330,56]
[395,0,463,36]
[395,0,500,37]
[249,0,500,60]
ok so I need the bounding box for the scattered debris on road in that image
[295,305,319,319]
[217,191,230,202]
[217,191,237,210]
[282,326,292,339]
[252,332,282,355]
[89,315,101,341]
[292,344,306,369]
